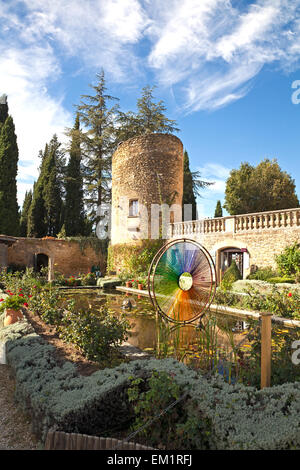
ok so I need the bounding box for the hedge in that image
[2,318,300,449]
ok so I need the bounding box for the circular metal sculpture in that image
[148,239,216,324]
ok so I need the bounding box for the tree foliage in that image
[75,70,118,225]
[19,190,32,237]
[224,159,299,215]
[27,135,63,237]
[116,85,179,142]
[182,150,212,220]
[0,105,19,235]
[182,150,197,220]
[214,200,223,218]
[64,114,86,236]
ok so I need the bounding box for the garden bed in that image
[3,316,300,449]
[22,308,101,376]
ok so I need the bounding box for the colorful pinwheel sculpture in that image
[148,239,216,324]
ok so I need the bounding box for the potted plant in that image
[125,279,133,288]
[0,293,28,326]
[137,282,144,290]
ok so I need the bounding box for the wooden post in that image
[260,312,272,389]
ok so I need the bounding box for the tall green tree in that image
[27,178,47,237]
[64,114,85,235]
[182,150,212,220]
[214,200,223,217]
[0,96,19,235]
[27,135,64,237]
[0,94,8,127]
[117,85,179,142]
[182,150,197,220]
[76,70,119,225]
[19,190,32,236]
[43,141,63,236]
[224,159,299,215]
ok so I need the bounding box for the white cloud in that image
[146,0,300,111]
[2,0,300,206]
[0,44,72,206]
[19,0,149,81]
[199,163,231,180]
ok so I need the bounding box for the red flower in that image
[19,288,22,291]
[9,293,14,296]
[19,293,24,297]
[28,295,32,298]
[288,292,292,297]
[23,302,29,307]
[0,299,4,302]
[33,285,37,288]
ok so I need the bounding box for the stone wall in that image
[7,238,107,277]
[111,133,183,245]
[170,208,300,280]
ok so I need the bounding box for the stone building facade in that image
[169,208,300,282]
[111,133,184,245]
[0,237,106,278]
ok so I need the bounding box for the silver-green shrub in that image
[3,318,300,449]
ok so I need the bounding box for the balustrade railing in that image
[170,208,300,237]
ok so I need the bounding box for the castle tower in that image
[111,133,184,245]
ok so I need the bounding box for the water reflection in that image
[64,289,251,362]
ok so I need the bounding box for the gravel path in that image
[0,364,38,450]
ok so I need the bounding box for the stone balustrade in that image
[170,208,300,237]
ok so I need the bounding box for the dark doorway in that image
[35,253,49,273]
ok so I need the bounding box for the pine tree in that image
[214,200,223,217]
[19,190,32,236]
[64,114,85,235]
[117,85,179,142]
[76,70,119,225]
[0,96,19,235]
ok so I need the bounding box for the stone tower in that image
[111,133,184,245]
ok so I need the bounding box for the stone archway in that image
[34,252,55,281]
[212,239,250,283]
[35,253,49,272]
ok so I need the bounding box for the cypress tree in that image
[0,96,19,235]
[214,200,223,217]
[182,150,212,220]
[27,135,63,237]
[27,168,47,238]
[182,150,197,220]
[0,94,8,127]
[19,190,32,236]
[43,144,63,236]
[64,114,85,235]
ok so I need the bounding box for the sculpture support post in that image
[260,312,272,389]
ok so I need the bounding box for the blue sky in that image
[1,0,300,218]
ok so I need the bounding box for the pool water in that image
[62,289,252,369]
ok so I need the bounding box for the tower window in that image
[129,199,139,217]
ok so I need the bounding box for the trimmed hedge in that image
[3,318,300,449]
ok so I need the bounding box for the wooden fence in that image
[45,431,155,450]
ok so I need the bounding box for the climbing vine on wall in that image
[107,239,164,274]
[64,237,109,255]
